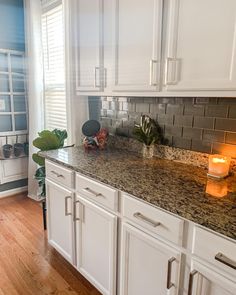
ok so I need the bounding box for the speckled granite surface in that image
[40,147,236,241]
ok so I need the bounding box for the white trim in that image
[0,186,28,198]
[63,0,74,145]
[42,0,62,13]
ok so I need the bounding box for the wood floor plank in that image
[0,194,102,295]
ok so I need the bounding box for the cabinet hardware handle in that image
[187,270,198,295]
[83,187,103,198]
[133,212,161,227]
[65,196,72,216]
[149,59,158,86]
[215,252,236,270]
[164,57,179,85]
[103,67,107,88]
[50,170,65,178]
[167,257,176,289]
[74,200,80,221]
[94,66,100,88]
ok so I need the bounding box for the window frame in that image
[0,49,28,136]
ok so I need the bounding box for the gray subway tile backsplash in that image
[228,105,236,118]
[215,118,236,132]
[225,132,236,145]
[205,104,228,118]
[202,130,225,143]
[94,96,236,156]
[193,116,215,129]
[184,104,205,116]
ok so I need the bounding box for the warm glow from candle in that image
[208,154,231,178]
[206,179,228,198]
[212,158,226,164]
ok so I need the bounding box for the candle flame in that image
[212,158,227,164]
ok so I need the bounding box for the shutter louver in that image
[42,4,67,131]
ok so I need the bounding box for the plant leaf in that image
[32,153,45,166]
[33,131,60,151]
[52,129,68,147]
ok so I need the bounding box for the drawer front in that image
[122,194,184,245]
[46,160,74,188]
[193,226,236,278]
[76,174,118,212]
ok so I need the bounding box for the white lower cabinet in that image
[0,157,28,184]
[120,223,181,295]
[187,260,236,295]
[75,195,117,295]
[45,162,236,295]
[46,179,74,264]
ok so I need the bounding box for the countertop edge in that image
[42,153,236,242]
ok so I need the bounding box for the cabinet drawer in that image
[46,160,74,188]
[122,194,184,245]
[193,226,236,278]
[76,174,118,212]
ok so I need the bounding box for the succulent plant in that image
[133,115,160,146]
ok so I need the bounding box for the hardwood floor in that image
[0,194,101,295]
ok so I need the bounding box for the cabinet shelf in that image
[0,155,28,161]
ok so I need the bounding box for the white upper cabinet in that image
[112,0,163,92]
[74,0,103,92]
[164,0,236,92]
[73,0,236,95]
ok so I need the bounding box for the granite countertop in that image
[40,147,236,241]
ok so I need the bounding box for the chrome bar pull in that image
[51,170,65,178]
[164,57,180,85]
[65,196,72,216]
[133,212,161,227]
[215,252,236,270]
[149,59,158,86]
[166,257,176,289]
[83,187,103,198]
[103,67,107,88]
[94,66,100,88]
[74,200,80,221]
[187,270,198,295]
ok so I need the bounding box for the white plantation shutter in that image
[42,3,67,131]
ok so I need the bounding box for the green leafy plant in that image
[32,129,68,197]
[133,115,160,146]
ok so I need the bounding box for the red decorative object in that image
[83,128,109,150]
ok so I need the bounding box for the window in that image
[42,2,67,131]
[0,49,27,134]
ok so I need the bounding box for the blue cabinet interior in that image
[0,0,25,52]
[0,0,27,134]
[0,0,27,192]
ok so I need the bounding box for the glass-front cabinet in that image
[0,49,27,134]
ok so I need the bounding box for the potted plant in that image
[133,115,160,158]
[32,129,68,197]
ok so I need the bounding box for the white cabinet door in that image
[75,195,117,295]
[188,260,236,295]
[46,179,74,264]
[120,223,181,295]
[112,0,163,92]
[0,157,28,184]
[165,0,236,91]
[74,0,103,92]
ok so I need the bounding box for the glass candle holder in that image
[208,154,231,179]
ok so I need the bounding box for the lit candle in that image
[208,154,231,178]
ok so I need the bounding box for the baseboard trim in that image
[0,186,28,198]
[27,193,44,202]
